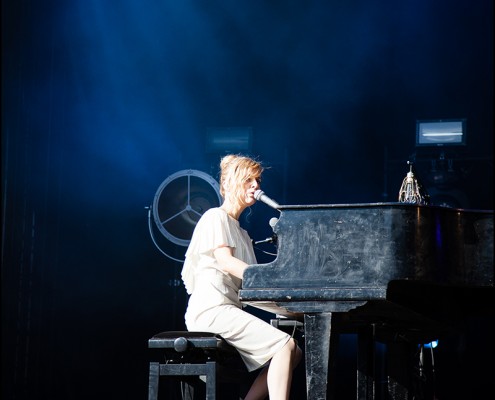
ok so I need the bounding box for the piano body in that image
[239,202,493,399]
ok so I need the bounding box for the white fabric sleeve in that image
[181,208,236,294]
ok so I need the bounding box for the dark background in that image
[2,0,493,399]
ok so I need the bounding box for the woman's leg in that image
[267,338,301,400]
[243,367,269,400]
[243,338,302,400]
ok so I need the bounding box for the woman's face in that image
[240,175,260,207]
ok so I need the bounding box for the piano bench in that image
[147,331,246,400]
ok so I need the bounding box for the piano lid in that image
[242,202,493,291]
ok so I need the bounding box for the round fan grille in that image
[152,169,221,246]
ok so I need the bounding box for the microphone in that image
[253,236,275,245]
[253,217,279,245]
[254,190,280,210]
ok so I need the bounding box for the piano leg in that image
[304,313,339,400]
[357,325,376,400]
[387,341,416,400]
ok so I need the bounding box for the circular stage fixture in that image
[152,169,221,247]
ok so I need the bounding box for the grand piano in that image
[239,202,493,399]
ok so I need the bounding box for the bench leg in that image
[205,361,216,400]
[148,362,160,400]
[149,361,218,399]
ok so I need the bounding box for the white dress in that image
[181,207,290,372]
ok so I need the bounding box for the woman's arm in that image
[213,246,248,280]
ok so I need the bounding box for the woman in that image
[181,154,302,400]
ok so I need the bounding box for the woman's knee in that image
[288,339,303,366]
[286,338,297,351]
[284,338,302,364]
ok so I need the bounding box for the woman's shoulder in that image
[202,207,225,218]
[197,207,228,224]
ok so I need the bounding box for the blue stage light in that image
[424,340,438,349]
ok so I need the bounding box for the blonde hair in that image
[219,154,263,203]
